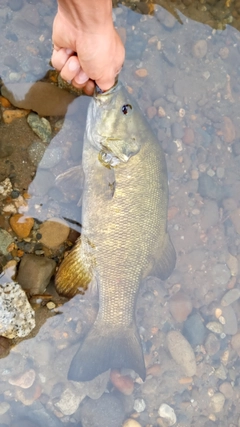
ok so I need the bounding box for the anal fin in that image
[55,238,93,297]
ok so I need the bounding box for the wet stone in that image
[133,398,146,413]
[158,403,177,426]
[222,116,235,144]
[39,147,63,169]
[171,122,184,139]
[214,364,227,380]
[28,141,46,167]
[55,387,84,416]
[0,178,12,197]
[0,402,10,415]
[222,306,238,336]
[219,382,234,399]
[209,393,225,413]
[27,113,52,143]
[226,254,239,277]
[80,394,125,427]
[8,0,23,11]
[0,229,14,256]
[3,55,19,71]
[0,336,11,358]
[17,254,56,295]
[232,140,240,156]
[198,173,224,201]
[167,330,196,377]
[10,213,34,238]
[206,322,223,335]
[123,420,142,427]
[169,291,192,323]
[230,209,240,234]
[221,288,240,306]
[9,369,36,389]
[39,218,69,249]
[0,140,14,158]
[192,40,208,58]
[204,333,220,356]
[182,312,206,347]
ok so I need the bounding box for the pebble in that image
[0,139,15,158]
[214,364,227,380]
[209,393,225,413]
[183,127,194,145]
[204,333,220,356]
[2,109,29,124]
[231,333,240,351]
[221,288,240,306]
[27,112,52,143]
[222,116,235,144]
[183,312,206,347]
[4,54,19,71]
[206,322,223,334]
[39,218,70,249]
[0,229,14,256]
[226,254,239,277]
[0,177,12,196]
[0,95,11,108]
[168,291,192,322]
[0,281,35,338]
[46,301,56,310]
[211,263,231,287]
[216,167,225,179]
[198,173,223,201]
[171,122,184,139]
[1,82,77,116]
[147,106,157,119]
[39,147,63,169]
[110,370,134,395]
[158,403,177,426]
[135,68,148,78]
[167,330,196,376]
[123,420,142,427]
[10,213,34,238]
[27,141,46,167]
[200,200,219,230]
[9,369,36,389]
[230,208,240,234]
[8,0,23,11]
[55,387,84,416]
[219,382,234,399]
[133,398,146,413]
[222,305,238,335]
[192,40,208,58]
[0,401,10,415]
[17,254,56,295]
[80,393,125,427]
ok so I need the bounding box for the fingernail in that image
[75,71,88,84]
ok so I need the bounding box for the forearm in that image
[57,0,113,31]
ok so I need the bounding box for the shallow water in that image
[0,0,240,426]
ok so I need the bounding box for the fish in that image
[55,81,176,382]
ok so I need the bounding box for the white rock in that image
[0,178,12,197]
[133,398,146,413]
[55,387,84,415]
[158,403,177,426]
[0,280,35,339]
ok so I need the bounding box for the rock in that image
[0,401,10,415]
[222,116,235,144]
[167,330,196,376]
[192,40,208,58]
[209,393,225,413]
[133,398,146,413]
[221,288,240,306]
[0,229,14,256]
[39,218,69,249]
[2,109,29,124]
[222,306,238,336]
[171,123,184,139]
[200,200,219,230]
[39,147,63,169]
[80,394,125,427]
[211,264,231,287]
[55,387,84,416]
[8,0,23,11]
[204,333,220,356]
[231,333,240,351]
[10,213,34,238]
[4,55,20,71]
[232,140,240,156]
[198,173,224,201]
[219,382,234,399]
[17,254,56,295]
[0,178,12,197]
[9,369,36,388]
[206,322,223,334]
[1,82,77,116]
[183,127,194,145]
[0,281,35,339]
[123,420,142,427]
[27,113,52,143]
[182,312,206,347]
[147,106,157,119]
[214,364,227,380]
[0,336,11,358]
[230,208,240,234]
[110,370,134,395]
[28,141,46,167]
[135,68,148,78]
[226,254,239,277]
[158,403,177,426]
[169,291,192,322]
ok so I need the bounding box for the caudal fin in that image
[68,323,146,382]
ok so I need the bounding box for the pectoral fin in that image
[144,233,176,280]
[55,238,93,297]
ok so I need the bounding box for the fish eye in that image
[122,104,132,115]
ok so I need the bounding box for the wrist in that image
[57,0,113,33]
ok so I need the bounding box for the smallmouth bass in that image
[55,81,176,381]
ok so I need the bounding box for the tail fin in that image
[68,322,146,382]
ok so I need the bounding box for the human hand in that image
[51,8,125,95]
